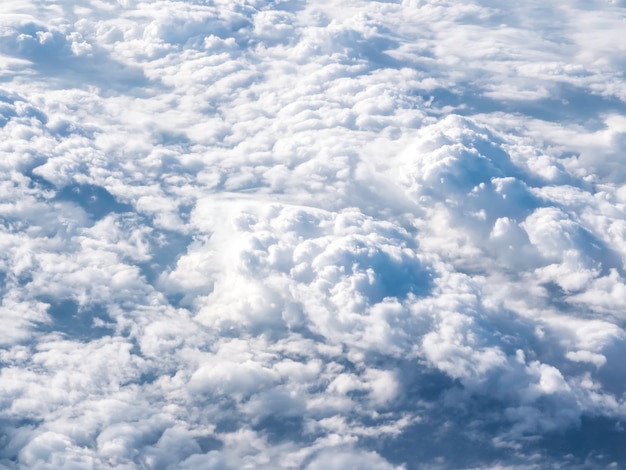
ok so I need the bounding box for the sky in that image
[1,0,626,468]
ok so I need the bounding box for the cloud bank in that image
[1,0,626,468]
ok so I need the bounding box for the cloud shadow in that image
[36,298,115,341]
[427,82,626,127]
[0,22,151,93]
[53,183,133,221]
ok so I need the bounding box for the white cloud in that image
[1,0,626,468]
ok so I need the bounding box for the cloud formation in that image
[1,0,626,468]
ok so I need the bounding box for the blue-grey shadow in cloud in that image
[369,398,626,469]
[540,416,626,468]
[36,298,115,341]
[138,227,194,307]
[272,0,307,13]
[54,183,133,221]
[0,418,40,464]
[24,166,55,191]
[350,31,403,70]
[333,245,434,304]
[0,23,150,92]
[426,82,626,127]
[576,227,626,278]
[0,97,18,127]
[0,90,48,127]
[364,360,626,469]
[365,253,434,304]
[252,415,309,446]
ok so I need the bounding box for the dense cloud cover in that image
[1,0,626,468]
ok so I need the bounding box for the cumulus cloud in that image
[1,0,626,469]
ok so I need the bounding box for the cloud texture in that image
[1,0,626,468]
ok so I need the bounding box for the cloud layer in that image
[1,0,626,468]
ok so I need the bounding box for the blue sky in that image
[1,1,626,468]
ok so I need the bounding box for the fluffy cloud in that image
[1,0,626,468]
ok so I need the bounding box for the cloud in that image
[1,0,626,469]
[305,447,402,470]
